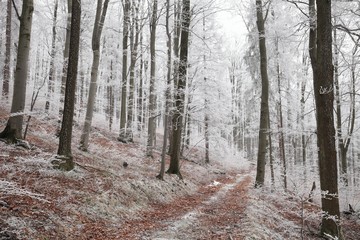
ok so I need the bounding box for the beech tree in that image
[167,0,191,177]
[118,0,131,143]
[2,0,12,98]
[311,0,342,238]
[158,0,172,180]
[0,0,34,143]
[254,0,270,188]
[146,0,158,157]
[45,0,59,112]
[79,0,110,151]
[58,0,72,132]
[128,0,141,131]
[55,0,81,171]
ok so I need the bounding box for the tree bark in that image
[167,0,191,178]
[128,0,140,130]
[107,60,114,130]
[58,0,72,134]
[137,31,144,131]
[0,0,34,143]
[2,0,12,99]
[168,0,181,156]
[146,0,158,157]
[276,36,287,190]
[79,0,109,151]
[314,1,342,238]
[56,0,81,171]
[157,0,171,180]
[254,0,270,188]
[45,0,59,112]
[119,0,131,142]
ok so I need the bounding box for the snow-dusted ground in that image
[145,173,250,240]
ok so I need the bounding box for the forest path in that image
[118,167,253,240]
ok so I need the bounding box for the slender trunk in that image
[204,100,210,163]
[45,0,59,112]
[255,0,270,188]
[168,0,181,156]
[79,0,110,151]
[301,53,307,180]
[137,31,144,131]
[203,16,209,163]
[2,0,12,98]
[58,0,72,126]
[107,60,114,130]
[167,0,190,178]
[128,0,140,130]
[0,0,34,142]
[119,0,131,142]
[146,0,158,157]
[276,36,287,190]
[158,0,171,180]
[268,114,275,186]
[56,0,81,171]
[334,25,346,185]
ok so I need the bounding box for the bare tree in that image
[146,0,158,157]
[311,0,342,238]
[45,0,59,112]
[55,0,81,171]
[0,0,34,143]
[254,0,270,188]
[157,0,171,180]
[127,0,141,131]
[79,0,110,151]
[58,0,72,134]
[118,0,131,143]
[2,0,12,99]
[167,0,191,178]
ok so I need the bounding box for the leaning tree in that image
[0,0,34,143]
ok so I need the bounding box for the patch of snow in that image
[0,179,49,202]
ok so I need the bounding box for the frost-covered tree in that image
[0,0,34,143]
[55,0,81,171]
[254,0,270,188]
[311,0,342,238]
[167,0,191,177]
[79,0,110,151]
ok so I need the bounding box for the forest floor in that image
[1,107,360,240]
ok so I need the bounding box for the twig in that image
[11,0,20,20]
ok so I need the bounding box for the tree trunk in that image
[203,16,209,164]
[55,0,81,171]
[168,0,181,156]
[146,0,158,157]
[137,31,144,131]
[167,0,190,178]
[2,0,12,99]
[301,53,307,180]
[157,0,171,180]
[0,0,34,143]
[254,0,270,188]
[119,0,131,142]
[204,106,210,163]
[45,0,59,112]
[58,0,72,128]
[276,36,287,190]
[79,0,109,151]
[107,60,114,130]
[128,0,140,131]
[313,1,342,238]
[267,114,275,187]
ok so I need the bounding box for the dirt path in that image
[118,169,253,240]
